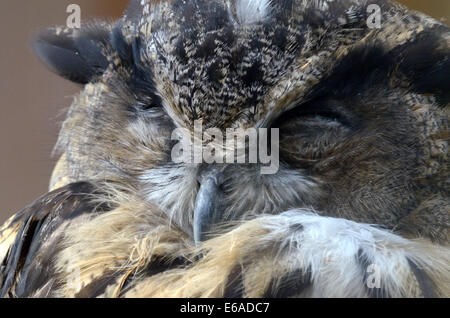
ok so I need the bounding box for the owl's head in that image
[33,0,449,244]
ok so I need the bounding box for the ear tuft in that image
[124,0,145,24]
[397,28,450,106]
[32,24,111,84]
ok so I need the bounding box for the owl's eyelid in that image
[271,99,353,129]
[294,109,345,123]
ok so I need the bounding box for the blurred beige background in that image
[0,0,449,224]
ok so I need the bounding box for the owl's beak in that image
[193,168,224,247]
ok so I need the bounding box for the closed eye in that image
[271,99,354,130]
[293,110,349,126]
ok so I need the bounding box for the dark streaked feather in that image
[262,268,312,298]
[407,259,438,298]
[0,182,112,298]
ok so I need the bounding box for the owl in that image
[0,0,449,298]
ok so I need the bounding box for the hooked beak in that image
[193,168,224,247]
